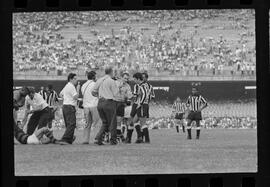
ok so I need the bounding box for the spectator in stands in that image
[13,10,255,78]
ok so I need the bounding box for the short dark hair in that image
[142,72,148,79]
[87,71,96,80]
[67,73,77,82]
[105,67,113,75]
[133,72,143,81]
[48,84,53,90]
[28,87,35,94]
[192,87,198,91]
[21,86,30,94]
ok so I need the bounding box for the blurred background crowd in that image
[13,10,257,130]
[13,10,255,78]
[15,100,256,130]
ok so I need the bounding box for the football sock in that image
[176,125,179,133]
[196,129,200,139]
[187,128,192,139]
[143,128,150,143]
[135,124,142,140]
[121,125,126,134]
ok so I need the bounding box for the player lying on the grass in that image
[185,87,208,140]
[14,120,56,144]
[172,97,187,133]
[13,87,58,144]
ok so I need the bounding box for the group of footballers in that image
[13,69,208,145]
[171,87,208,139]
[105,72,208,143]
[102,71,156,144]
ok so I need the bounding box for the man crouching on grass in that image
[13,88,58,144]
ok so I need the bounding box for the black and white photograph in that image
[13,9,257,175]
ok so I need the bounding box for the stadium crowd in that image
[43,116,257,130]
[13,10,255,77]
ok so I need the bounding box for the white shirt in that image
[93,75,118,100]
[81,80,98,108]
[60,82,78,106]
[25,93,48,111]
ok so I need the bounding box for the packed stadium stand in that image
[13,10,257,129]
[13,10,255,79]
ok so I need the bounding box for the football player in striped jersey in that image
[172,97,187,133]
[186,87,208,139]
[125,72,144,143]
[140,72,154,143]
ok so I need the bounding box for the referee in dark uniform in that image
[186,87,208,139]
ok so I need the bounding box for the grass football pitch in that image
[14,128,257,175]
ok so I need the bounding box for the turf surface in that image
[14,128,257,175]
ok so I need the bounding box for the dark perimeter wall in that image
[13,80,256,103]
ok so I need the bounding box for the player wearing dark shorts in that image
[172,97,186,133]
[142,72,155,118]
[125,73,144,143]
[140,72,154,143]
[186,87,208,139]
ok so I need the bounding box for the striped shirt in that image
[172,101,186,113]
[132,84,140,104]
[144,82,155,102]
[186,94,208,111]
[46,90,59,107]
[138,82,151,105]
[39,90,47,101]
